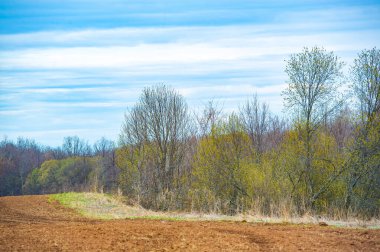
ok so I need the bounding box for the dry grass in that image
[50,192,380,229]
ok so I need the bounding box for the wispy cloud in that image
[1,1,379,146]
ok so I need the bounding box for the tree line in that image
[1,46,379,218]
[0,136,119,195]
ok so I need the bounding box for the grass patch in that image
[50,192,95,207]
[49,192,126,219]
[49,192,178,220]
[49,192,380,228]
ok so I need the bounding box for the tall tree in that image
[119,85,192,209]
[345,47,380,214]
[282,46,344,208]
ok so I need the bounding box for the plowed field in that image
[0,195,379,251]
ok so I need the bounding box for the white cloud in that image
[1,4,379,49]
[178,84,286,97]
[1,3,379,145]
[1,27,378,71]
[0,44,249,69]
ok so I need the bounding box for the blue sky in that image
[1,0,379,147]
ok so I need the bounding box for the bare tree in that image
[92,137,117,192]
[62,136,91,157]
[240,94,270,157]
[119,85,192,208]
[195,100,223,138]
[282,46,344,208]
[266,114,288,151]
[94,137,115,158]
[328,106,354,151]
[0,137,44,195]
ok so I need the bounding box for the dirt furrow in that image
[1,195,379,251]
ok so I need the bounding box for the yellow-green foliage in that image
[39,159,59,187]
[116,146,140,195]
[348,117,380,214]
[24,157,96,194]
[309,131,345,212]
[276,130,306,201]
[191,115,255,214]
[276,128,346,213]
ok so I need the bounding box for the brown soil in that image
[0,195,379,251]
